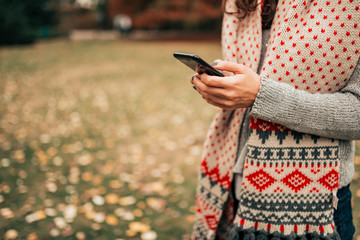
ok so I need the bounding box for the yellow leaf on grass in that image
[35,150,48,164]
[129,222,150,233]
[105,214,118,226]
[105,193,119,204]
[126,229,137,237]
[146,198,166,212]
[109,180,123,189]
[0,208,14,219]
[27,232,38,240]
[119,196,136,206]
[141,231,157,240]
[354,156,360,165]
[81,172,93,182]
[186,214,195,223]
[133,209,143,217]
[140,182,165,195]
[25,210,46,223]
[356,189,360,198]
[92,175,103,185]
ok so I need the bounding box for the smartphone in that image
[173,52,224,77]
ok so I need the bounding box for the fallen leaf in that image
[125,229,137,237]
[26,232,38,240]
[140,182,165,195]
[81,172,93,182]
[105,214,118,226]
[92,195,105,206]
[105,193,119,204]
[0,208,14,219]
[118,196,136,206]
[129,222,151,233]
[5,229,18,239]
[93,212,106,223]
[186,214,195,223]
[356,189,360,198]
[354,156,360,165]
[64,204,77,220]
[133,209,143,217]
[141,231,157,240]
[109,180,123,189]
[25,210,46,223]
[146,198,166,212]
[54,217,67,229]
[75,232,86,240]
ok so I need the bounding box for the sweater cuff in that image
[251,76,295,122]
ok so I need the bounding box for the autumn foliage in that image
[107,0,223,31]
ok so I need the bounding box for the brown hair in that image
[222,0,278,29]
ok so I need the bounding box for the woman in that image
[190,0,360,239]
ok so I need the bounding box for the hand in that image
[190,61,261,110]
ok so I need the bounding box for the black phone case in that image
[173,52,224,77]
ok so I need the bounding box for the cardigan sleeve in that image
[251,58,360,140]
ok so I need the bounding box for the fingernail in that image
[211,62,218,66]
[193,86,197,90]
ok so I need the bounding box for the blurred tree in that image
[0,0,58,45]
[97,0,109,29]
[106,0,222,31]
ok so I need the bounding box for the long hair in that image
[222,0,278,29]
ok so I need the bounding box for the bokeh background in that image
[0,1,359,239]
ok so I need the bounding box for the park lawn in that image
[0,39,359,239]
[0,39,220,240]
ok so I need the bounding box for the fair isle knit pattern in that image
[192,0,360,239]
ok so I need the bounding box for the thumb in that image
[213,61,249,74]
[211,59,222,65]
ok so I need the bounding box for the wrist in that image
[249,74,262,106]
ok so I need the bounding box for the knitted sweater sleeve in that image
[251,58,360,140]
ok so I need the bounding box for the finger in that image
[192,74,202,91]
[202,93,235,111]
[194,80,208,97]
[195,79,229,99]
[195,85,221,107]
[198,73,227,88]
[190,75,196,85]
[211,59,222,65]
[213,60,249,74]
[194,75,227,98]
[221,70,233,77]
[195,83,233,107]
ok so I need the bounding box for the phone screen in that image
[173,52,224,77]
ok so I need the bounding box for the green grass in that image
[0,39,359,239]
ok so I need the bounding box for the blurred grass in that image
[0,39,220,240]
[0,39,359,239]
